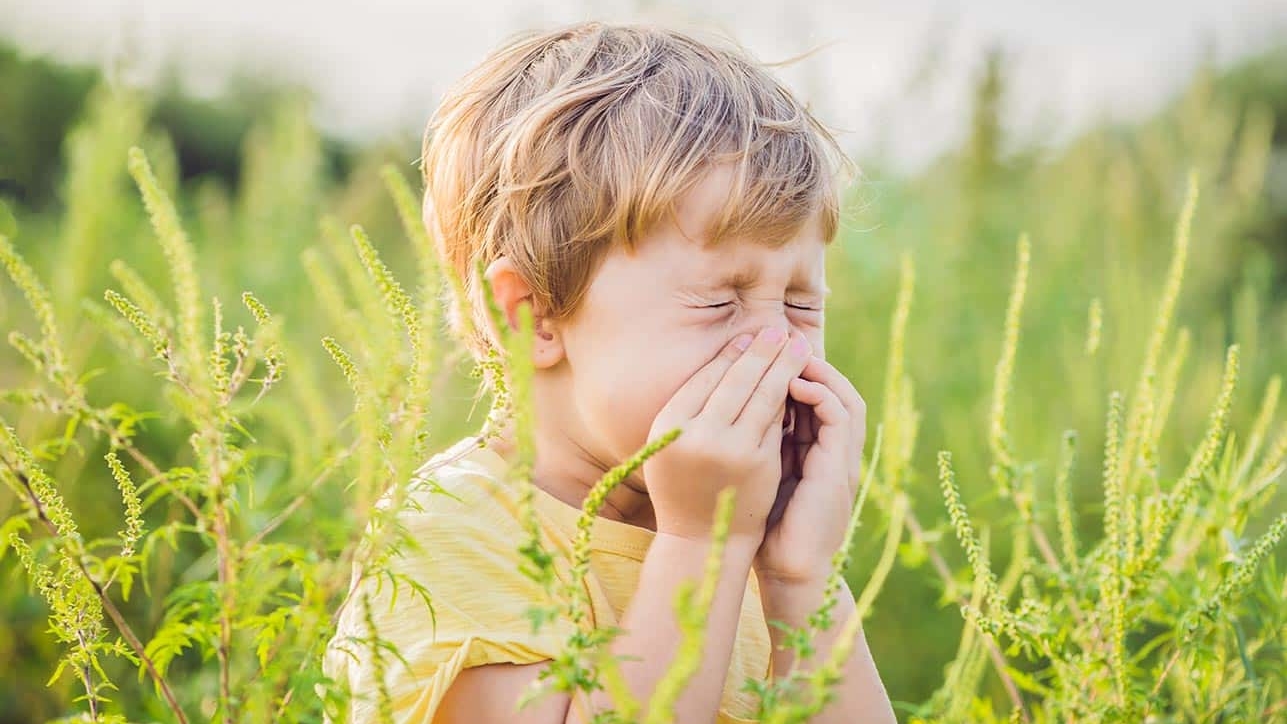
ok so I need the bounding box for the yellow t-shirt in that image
[324,435,773,723]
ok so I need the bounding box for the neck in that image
[484,406,658,531]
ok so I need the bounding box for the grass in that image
[0,60,1284,722]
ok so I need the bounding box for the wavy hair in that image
[420,20,854,359]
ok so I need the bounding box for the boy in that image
[325,20,896,724]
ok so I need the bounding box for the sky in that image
[3,0,1285,172]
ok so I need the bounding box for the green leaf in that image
[0,199,17,239]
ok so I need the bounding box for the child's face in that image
[554,165,828,467]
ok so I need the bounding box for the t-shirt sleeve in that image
[325,473,578,723]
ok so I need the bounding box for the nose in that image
[737,308,800,345]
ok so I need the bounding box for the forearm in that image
[760,577,896,724]
[567,531,758,724]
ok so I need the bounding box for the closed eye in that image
[700,302,821,311]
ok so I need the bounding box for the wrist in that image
[652,528,761,566]
[655,517,765,551]
[754,564,832,593]
[758,571,850,617]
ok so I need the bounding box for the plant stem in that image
[9,461,191,724]
[1027,521,1089,629]
[210,445,238,723]
[244,439,357,551]
[902,507,1028,720]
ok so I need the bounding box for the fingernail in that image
[761,327,786,344]
[732,333,753,350]
[789,335,810,357]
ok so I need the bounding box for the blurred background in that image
[1,2,1286,722]
[5,0,1287,178]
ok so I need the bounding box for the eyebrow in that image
[692,267,830,297]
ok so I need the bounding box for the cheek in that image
[563,333,682,442]
[586,335,716,430]
[657,341,724,408]
[625,340,712,412]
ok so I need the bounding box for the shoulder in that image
[323,438,576,721]
[388,435,525,537]
[336,435,535,613]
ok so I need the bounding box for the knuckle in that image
[651,413,678,435]
[716,354,752,378]
[726,433,759,461]
[700,350,736,377]
[747,386,781,416]
[693,363,724,389]
[695,425,737,455]
[750,337,787,361]
[657,398,690,424]
[677,423,715,450]
[719,344,746,365]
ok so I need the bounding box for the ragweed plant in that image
[1,146,290,722]
[2,66,1285,724]
[1,137,455,723]
[0,126,992,724]
[908,171,1287,723]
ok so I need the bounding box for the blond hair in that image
[420,21,853,360]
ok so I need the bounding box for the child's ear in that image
[483,256,564,369]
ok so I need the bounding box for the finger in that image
[787,377,850,455]
[800,357,867,425]
[735,330,812,440]
[800,357,867,493]
[700,326,793,424]
[756,393,787,450]
[799,394,852,497]
[661,332,755,420]
[759,395,789,448]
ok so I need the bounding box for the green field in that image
[1,42,1285,723]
